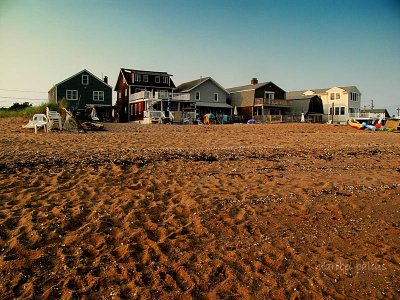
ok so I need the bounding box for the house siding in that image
[229,90,254,108]
[56,71,112,110]
[254,83,285,100]
[114,69,176,122]
[115,72,130,122]
[48,86,57,104]
[190,79,227,104]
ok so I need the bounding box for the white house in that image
[290,86,361,124]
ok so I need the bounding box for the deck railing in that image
[131,91,190,102]
[254,98,291,106]
[253,115,302,123]
[144,110,165,119]
[348,112,383,119]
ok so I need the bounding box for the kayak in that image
[348,119,364,130]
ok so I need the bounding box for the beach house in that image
[227,78,291,122]
[174,77,231,118]
[48,69,113,121]
[286,92,324,123]
[114,68,196,124]
[288,86,362,124]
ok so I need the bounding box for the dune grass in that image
[0,102,61,118]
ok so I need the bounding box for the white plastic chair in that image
[23,114,48,133]
[46,107,62,131]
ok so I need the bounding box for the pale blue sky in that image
[0,0,399,115]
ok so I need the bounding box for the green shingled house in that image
[48,69,113,121]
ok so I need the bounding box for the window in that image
[214,93,218,101]
[155,76,160,83]
[195,91,200,100]
[66,90,78,100]
[330,93,341,100]
[143,74,148,82]
[134,73,141,82]
[125,88,128,97]
[163,76,169,84]
[82,75,89,85]
[265,92,274,100]
[93,91,104,101]
[333,107,346,115]
[350,92,359,101]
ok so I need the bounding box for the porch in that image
[254,98,291,107]
[129,91,195,124]
[131,91,190,102]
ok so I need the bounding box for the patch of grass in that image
[0,102,64,118]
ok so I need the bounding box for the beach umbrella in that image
[233,106,238,115]
[301,113,305,123]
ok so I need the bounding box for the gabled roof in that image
[51,69,112,90]
[119,68,173,86]
[286,91,322,100]
[227,82,271,93]
[289,86,360,96]
[175,77,229,94]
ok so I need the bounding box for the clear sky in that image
[0,0,399,115]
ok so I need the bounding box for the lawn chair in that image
[46,107,62,131]
[22,114,48,133]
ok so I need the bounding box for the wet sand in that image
[0,118,399,299]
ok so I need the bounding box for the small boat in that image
[348,119,364,130]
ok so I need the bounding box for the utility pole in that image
[371,100,374,110]
[397,107,400,118]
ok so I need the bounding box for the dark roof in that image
[120,68,173,86]
[175,77,210,92]
[227,82,270,93]
[175,77,229,94]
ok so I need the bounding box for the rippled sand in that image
[0,118,399,299]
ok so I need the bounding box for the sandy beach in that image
[0,118,399,299]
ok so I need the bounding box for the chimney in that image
[251,78,258,85]
[103,76,108,84]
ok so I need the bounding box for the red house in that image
[114,68,176,122]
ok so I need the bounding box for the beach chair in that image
[46,107,62,131]
[22,114,48,134]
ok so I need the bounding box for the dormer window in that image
[163,76,169,84]
[82,74,89,85]
[155,76,160,83]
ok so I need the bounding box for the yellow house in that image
[293,86,361,124]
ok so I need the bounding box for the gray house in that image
[286,91,324,123]
[174,77,231,117]
[48,69,113,121]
